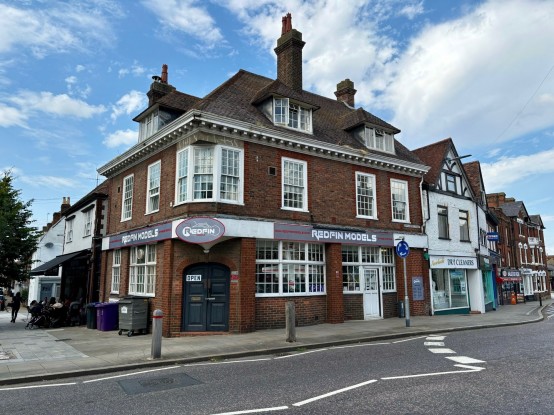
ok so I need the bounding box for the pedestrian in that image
[11,292,21,323]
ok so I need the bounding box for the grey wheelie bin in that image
[118,296,149,337]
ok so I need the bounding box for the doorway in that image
[362,267,381,319]
[182,263,230,332]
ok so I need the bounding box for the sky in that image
[1,0,554,254]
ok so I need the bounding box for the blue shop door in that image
[183,263,230,332]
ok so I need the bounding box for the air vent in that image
[268,166,277,176]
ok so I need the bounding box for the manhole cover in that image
[118,373,202,395]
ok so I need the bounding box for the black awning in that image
[30,250,88,275]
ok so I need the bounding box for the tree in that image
[0,171,40,286]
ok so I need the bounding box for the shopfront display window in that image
[432,269,469,310]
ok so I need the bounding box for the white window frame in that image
[83,209,92,237]
[390,179,409,223]
[111,249,121,294]
[121,174,134,222]
[255,240,325,296]
[356,172,377,219]
[138,110,159,142]
[282,158,308,212]
[174,145,244,205]
[273,97,313,133]
[66,219,73,243]
[129,244,156,296]
[342,245,396,293]
[364,127,395,154]
[146,161,161,214]
[459,210,470,241]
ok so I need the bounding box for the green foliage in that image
[0,171,40,285]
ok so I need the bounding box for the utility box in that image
[118,296,149,337]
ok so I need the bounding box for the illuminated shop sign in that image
[274,223,394,246]
[108,222,172,249]
[176,217,225,244]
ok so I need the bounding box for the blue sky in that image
[1,0,554,253]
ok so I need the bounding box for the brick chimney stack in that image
[486,192,506,208]
[335,79,357,107]
[61,196,71,213]
[274,13,305,92]
[147,64,176,106]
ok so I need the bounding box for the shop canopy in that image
[30,250,87,275]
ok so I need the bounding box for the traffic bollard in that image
[151,309,163,359]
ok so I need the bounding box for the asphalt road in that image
[2,315,554,415]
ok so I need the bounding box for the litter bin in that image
[118,296,149,337]
[96,302,119,331]
[86,302,100,329]
[398,301,405,318]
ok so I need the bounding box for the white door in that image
[363,267,380,319]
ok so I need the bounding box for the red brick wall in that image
[325,243,344,323]
[104,141,423,238]
[255,296,327,329]
[344,294,363,320]
[396,249,430,317]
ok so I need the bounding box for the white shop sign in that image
[430,255,478,269]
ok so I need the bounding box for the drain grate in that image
[118,373,202,395]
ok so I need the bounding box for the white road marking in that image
[393,336,427,343]
[0,382,76,391]
[83,365,181,383]
[426,335,446,341]
[293,380,378,406]
[424,342,445,346]
[382,364,484,380]
[427,348,456,354]
[274,349,328,359]
[332,342,390,349]
[186,358,272,367]
[446,356,485,364]
[211,406,289,414]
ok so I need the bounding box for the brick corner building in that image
[97,14,430,337]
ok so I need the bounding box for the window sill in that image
[438,237,451,241]
[281,207,309,213]
[460,239,471,243]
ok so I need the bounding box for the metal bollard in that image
[151,309,163,359]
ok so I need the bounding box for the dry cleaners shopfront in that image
[430,255,482,315]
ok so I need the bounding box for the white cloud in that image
[9,91,106,118]
[398,1,424,20]
[111,90,146,121]
[103,129,138,148]
[75,64,85,73]
[19,175,79,188]
[142,0,224,47]
[0,3,120,58]
[386,0,554,149]
[481,148,554,190]
[0,103,28,127]
[118,62,148,79]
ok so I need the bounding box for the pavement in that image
[0,296,552,385]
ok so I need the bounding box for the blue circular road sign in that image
[395,240,410,258]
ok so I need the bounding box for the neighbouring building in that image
[29,197,71,303]
[413,138,491,315]
[487,193,549,302]
[97,14,430,337]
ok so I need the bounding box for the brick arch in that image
[175,255,237,276]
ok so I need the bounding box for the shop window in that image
[111,249,121,294]
[129,244,156,296]
[342,245,396,292]
[255,240,325,296]
[432,269,469,310]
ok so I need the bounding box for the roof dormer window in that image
[364,127,395,154]
[273,97,312,133]
[139,110,159,142]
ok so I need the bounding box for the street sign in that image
[395,240,410,258]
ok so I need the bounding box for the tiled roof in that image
[187,69,422,165]
[157,90,201,111]
[412,138,452,185]
[529,214,544,228]
[463,161,484,198]
[500,201,524,218]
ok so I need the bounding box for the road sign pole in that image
[403,256,410,327]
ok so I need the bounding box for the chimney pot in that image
[275,13,305,92]
[161,64,168,84]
